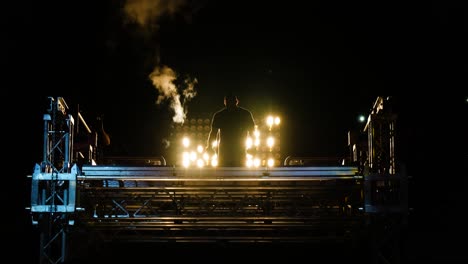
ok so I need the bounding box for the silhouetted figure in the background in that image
[206,93,256,166]
[96,115,111,147]
[95,115,111,161]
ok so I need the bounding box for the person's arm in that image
[244,109,257,155]
[246,109,256,135]
[206,114,218,153]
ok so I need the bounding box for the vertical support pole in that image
[43,114,51,167]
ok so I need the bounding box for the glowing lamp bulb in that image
[267,158,274,167]
[197,145,204,153]
[182,137,190,148]
[197,159,204,168]
[246,137,253,149]
[254,128,260,138]
[267,116,274,127]
[254,138,260,147]
[267,137,275,148]
[358,115,366,123]
[190,151,197,161]
[274,117,280,125]
[253,158,261,168]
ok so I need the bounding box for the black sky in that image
[8,0,464,158]
[6,2,467,173]
[4,0,468,262]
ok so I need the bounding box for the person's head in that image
[224,92,239,108]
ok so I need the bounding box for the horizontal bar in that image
[82,165,358,172]
[78,176,361,181]
[32,173,76,180]
[31,205,75,212]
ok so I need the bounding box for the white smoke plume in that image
[123,0,199,124]
[149,65,198,124]
[123,0,187,28]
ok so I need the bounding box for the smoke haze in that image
[123,0,187,28]
[149,65,198,124]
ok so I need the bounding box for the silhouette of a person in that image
[206,93,256,166]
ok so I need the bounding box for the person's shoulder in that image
[238,106,252,113]
[214,107,227,116]
[240,107,254,117]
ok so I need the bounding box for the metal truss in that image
[27,96,409,263]
[364,96,397,175]
[29,97,77,264]
[73,166,365,244]
[362,97,409,264]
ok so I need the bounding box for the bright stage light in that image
[176,113,282,168]
[182,137,190,148]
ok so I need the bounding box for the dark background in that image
[4,0,467,262]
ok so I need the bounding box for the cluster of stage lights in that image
[180,115,281,168]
